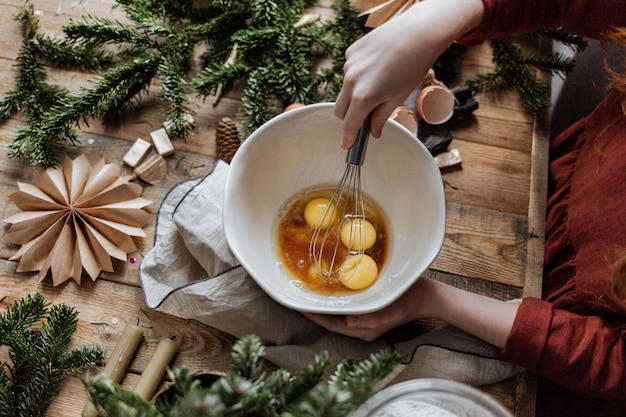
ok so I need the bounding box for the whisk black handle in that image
[346,113,372,166]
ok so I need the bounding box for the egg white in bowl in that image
[223,102,445,314]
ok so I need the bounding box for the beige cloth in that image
[139,160,522,385]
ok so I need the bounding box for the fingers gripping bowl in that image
[223,103,446,314]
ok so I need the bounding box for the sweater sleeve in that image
[501,297,626,399]
[458,0,626,44]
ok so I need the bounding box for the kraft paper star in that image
[354,0,416,28]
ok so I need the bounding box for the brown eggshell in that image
[416,85,455,125]
[283,103,306,112]
[389,106,418,136]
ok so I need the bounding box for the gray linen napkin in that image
[139,160,522,385]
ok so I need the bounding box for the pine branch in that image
[2,5,69,166]
[261,367,292,401]
[53,2,245,141]
[281,350,403,417]
[240,67,275,137]
[467,37,550,115]
[115,0,170,18]
[514,63,550,115]
[8,122,77,168]
[157,42,197,138]
[278,353,330,407]
[8,52,160,166]
[33,34,115,71]
[271,30,319,103]
[75,53,159,117]
[331,350,402,404]
[233,26,282,61]
[0,293,103,417]
[88,376,163,417]
[5,0,364,166]
[35,304,77,362]
[116,0,224,24]
[88,334,401,417]
[193,0,364,136]
[310,0,363,100]
[182,7,249,42]
[250,0,308,27]
[0,294,48,336]
[466,30,585,115]
[193,60,248,99]
[523,50,575,78]
[15,7,48,94]
[274,352,332,415]
[536,27,588,52]
[63,16,156,48]
[468,67,509,93]
[58,346,107,374]
[282,385,341,417]
[0,367,9,417]
[229,334,267,381]
[0,90,23,119]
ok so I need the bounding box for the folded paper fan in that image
[3,154,153,285]
[354,0,416,28]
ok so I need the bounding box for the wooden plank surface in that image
[0,1,548,416]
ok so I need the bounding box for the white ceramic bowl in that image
[223,102,445,314]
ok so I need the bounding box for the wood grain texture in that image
[433,202,528,287]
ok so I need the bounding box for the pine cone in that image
[215,117,241,164]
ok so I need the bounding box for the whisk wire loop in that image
[309,115,372,285]
[309,169,350,278]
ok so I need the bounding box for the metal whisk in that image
[309,114,372,284]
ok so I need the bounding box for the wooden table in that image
[0,1,548,416]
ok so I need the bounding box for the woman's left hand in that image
[302,277,437,341]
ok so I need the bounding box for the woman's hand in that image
[303,277,439,341]
[335,0,484,149]
[303,276,519,348]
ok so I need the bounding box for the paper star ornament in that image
[3,154,153,285]
[354,0,416,28]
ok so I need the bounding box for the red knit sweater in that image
[459,1,626,416]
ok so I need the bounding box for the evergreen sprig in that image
[3,5,69,167]
[314,0,365,100]
[32,34,115,71]
[535,27,587,52]
[467,29,585,115]
[0,293,104,417]
[63,16,157,48]
[194,0,365,138]
[2,0,250,167]
[87,334,402,417]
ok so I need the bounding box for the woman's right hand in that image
[335,0,484,149]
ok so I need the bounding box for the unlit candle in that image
[133,337,179,400]
[82,323,144,417]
